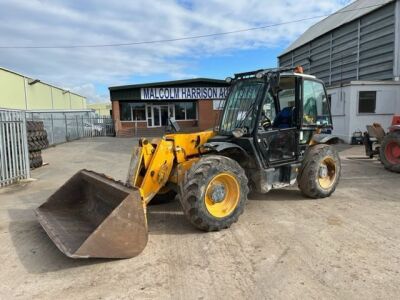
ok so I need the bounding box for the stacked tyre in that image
[27,121,49,169]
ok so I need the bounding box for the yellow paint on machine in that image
[130,130,216,204]
[137,139,175,204]
[204,172,240,218]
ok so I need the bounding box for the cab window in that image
[303,80,331,126]
[261,91,276,121]
[273,77,296,129]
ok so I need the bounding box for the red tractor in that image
[364,115,400,173]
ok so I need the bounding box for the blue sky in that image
[0,0,352,103]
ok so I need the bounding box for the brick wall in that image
[112,100,121,132]
[198,100,221,130]
[112,99,221,136]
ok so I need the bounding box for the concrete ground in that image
[1,137,400,299]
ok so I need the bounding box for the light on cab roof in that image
[294,66,304,74]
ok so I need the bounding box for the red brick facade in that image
[109,78,228,137]
[112,100,222,137]
[198,100,221,130]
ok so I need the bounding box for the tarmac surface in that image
[1,137,400,299]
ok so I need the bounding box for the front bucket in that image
[35,170,148,259]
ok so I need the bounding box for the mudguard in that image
[311,134,340,145]
[204,141,250,157]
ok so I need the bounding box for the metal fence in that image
[26,111,115,145]
[0,109,30,187]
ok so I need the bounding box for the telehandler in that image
[36,67,341,258]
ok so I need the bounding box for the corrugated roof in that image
[109,78,227,91]
[279,0,394,56]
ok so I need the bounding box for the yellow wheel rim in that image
[205,172,240,218]
[318,156,337,189]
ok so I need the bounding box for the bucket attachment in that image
[35,170,148,259]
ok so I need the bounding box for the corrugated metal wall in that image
[279,2,396,86]
[0,68,87,110]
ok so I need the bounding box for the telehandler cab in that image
[36,67,341,258]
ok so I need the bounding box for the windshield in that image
[219,80,264,134]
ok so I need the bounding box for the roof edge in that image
[109,77,227,91]
[278,0,395,57]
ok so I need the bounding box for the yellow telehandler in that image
[36,67,341,258]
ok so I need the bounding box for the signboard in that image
[141,87,229,100]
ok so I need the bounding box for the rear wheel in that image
[298,144,341,198]
[179,155,248,231]
[380,132,400,173]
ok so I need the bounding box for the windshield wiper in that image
[235,84,270,132]
[235,101,257,131]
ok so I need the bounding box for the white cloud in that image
[70,83,109,104]
[0,0,352,103]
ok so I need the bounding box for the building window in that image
[358,91,376,114]
[132,103,146,120]
[185,102,196,119]
[120,102,132,121]
[174,102,186,120]
[174,102,197,120]
[120,102,146,121]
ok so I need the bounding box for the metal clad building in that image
[0,67,87,110]
[279,0,400,142]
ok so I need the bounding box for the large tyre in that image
[179,155,249,231]
[298,144,341,199]
[380,132,400,173]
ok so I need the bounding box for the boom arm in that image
[126,130,216,204]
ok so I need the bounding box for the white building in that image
[279,0,400,143]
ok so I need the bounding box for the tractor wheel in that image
[179,155,248,231]
[298,144,341,199]
[380,132,400,173]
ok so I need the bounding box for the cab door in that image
[255,76,300,167]
[299,78,332,146]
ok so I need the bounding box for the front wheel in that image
[298,144,341,198]
[179,155,248,231]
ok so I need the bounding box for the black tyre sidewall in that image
[179,155,248,231]
[379,132,400,173]
[298,144,341,198]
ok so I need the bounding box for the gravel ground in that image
[0,137,399,299]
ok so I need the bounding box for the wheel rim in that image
[385,141,400,164]
[205,173,240,218]
[318,156,337,190]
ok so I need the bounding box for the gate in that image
[26,111,115,145]
[0,109,30,187]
